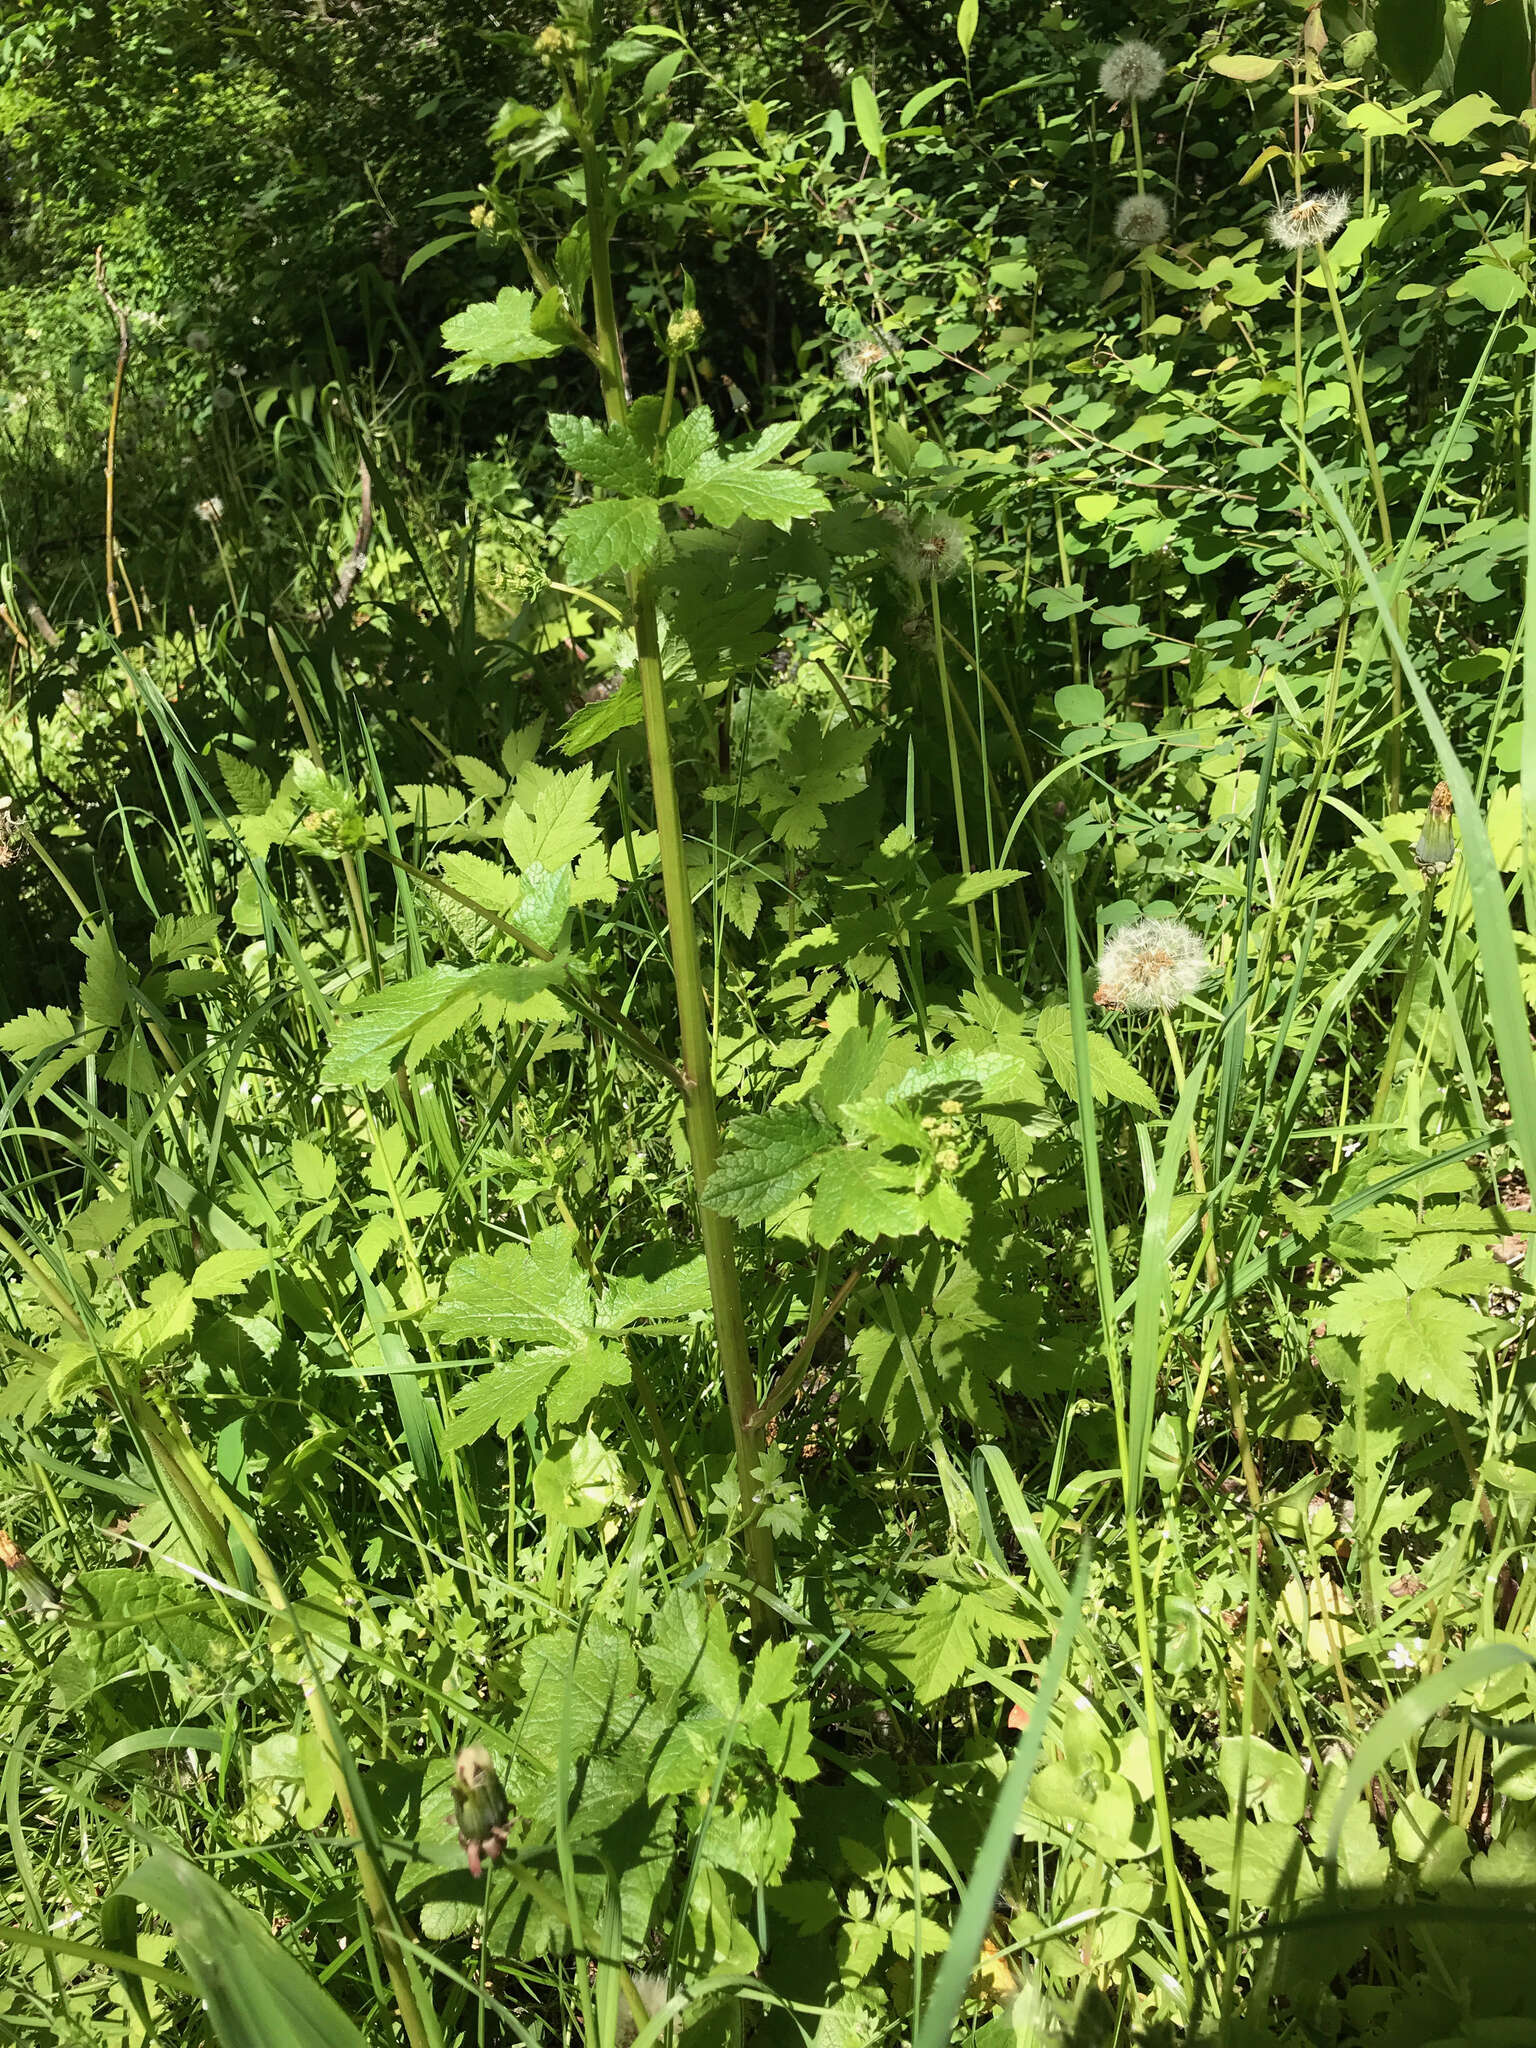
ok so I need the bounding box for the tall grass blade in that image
[1311,462,1536,1183]
[110,1849,369,2048]
[913,1551,1089,2048]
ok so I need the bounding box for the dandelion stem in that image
[931,578,983,965]
[1367,873,1437,1149]
[1130,102,1153,331]
[1316,240,1403,810]
[1159,1013,1262,1511]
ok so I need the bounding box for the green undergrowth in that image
[3,2,1536,2045]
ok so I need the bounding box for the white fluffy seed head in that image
[1267,190,1351,252]
[1098,40,1166,103]
[892,509,969,584]
[615,1975,674,2047]
[1115,193,1170,248]
[1094,917,1210,1012]
[837,332,896,389]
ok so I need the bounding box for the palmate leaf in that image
[549,412,657,495]
[1327,1268,1490,1413]
[431,1227,633,1448]
[108,1850,366,2048]
[557,495,664,579]
[431,1226,592,1347]
[321,959,568,1089]
[0,1005,76,1062]
[440,287,563,380]
[1036,1004,1159,1112]
[702,1104,838,1222]
[667,419,830,532]
[809,1148,923,1245]
[859,1584,993,1704]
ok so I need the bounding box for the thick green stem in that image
[579,108,775,1622]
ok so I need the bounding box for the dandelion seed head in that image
[1094,916,1210,1012]
[1114,193,1170,248]
[1098,39,1166,103]
[836,332,896,389]
[892,509,968,584]
[195,495,224,524]
[616,1976,673,2048]
[186,328,211,354]
[1267,190,1351,252]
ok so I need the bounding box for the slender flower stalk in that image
[1369,784,1455,1147]
[931,578,983,966]
[1095,918,1262,1506]
[1101,41,1165,331]
[1270,189,1403,806]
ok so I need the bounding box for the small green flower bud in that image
[533,23,578,62]
[1412,781,1455,877]
[666,306,704,357]
[453,1746,511,1879]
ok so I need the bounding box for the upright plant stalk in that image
[576,116,775,1621]
[1129,102,1153,333]
[1159,1016,1262,1510]
[930,578,984,964]
[1316,240,1402,809]
[1060,888,1193,2002]
[93,248,129,639]
[1367,873,1438,1147]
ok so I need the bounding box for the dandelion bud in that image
[1412,781,1455,878]
[453,1745,511,1879]
[1098,40,1166,104]
[1267,191,1351,252]
[1114,194,1170,248]
[0,1530,63,1617]
[666,307,704,357]
[1094,917,1210,1013]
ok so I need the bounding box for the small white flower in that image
[1388,1639,1426,1672]
[1099,39,1166,103]
[1115,193,1170,248]
[1094,916,1210,1012]
[1267,190,1351,252]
